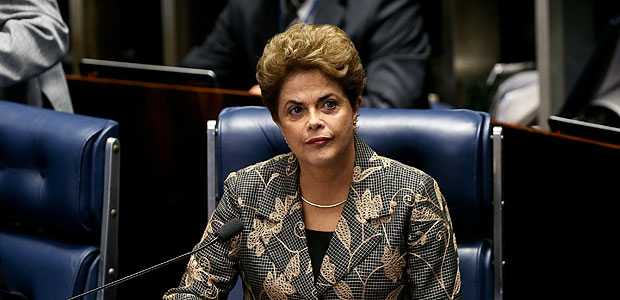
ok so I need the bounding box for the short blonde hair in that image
[256,23,366,119]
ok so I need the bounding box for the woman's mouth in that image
[306,137,331,145]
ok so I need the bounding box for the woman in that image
[164,24,461,300]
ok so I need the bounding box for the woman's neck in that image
[298,147,355,206]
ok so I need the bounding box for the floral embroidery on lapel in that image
[318,253,368,299]
[352,165,382,183]
[262,264,296,300]
[355,189,382,220]
[354,188,396,230]
[381,247,406,283]
[270,194,297,222]
[320,256,337,284]
[369,152,393,167]
[247,218,282,257]
[335,217,352,251]
[333,280,354,300]
[260,255,301,300]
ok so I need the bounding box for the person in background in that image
[181,0,431,109]
[0,0,73,113]
[164,24,460,300]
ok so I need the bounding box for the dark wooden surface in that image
[494,121,620,299]
[68,75,261,299]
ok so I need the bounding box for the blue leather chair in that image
[207,106,501,300]
[0,100,120,300]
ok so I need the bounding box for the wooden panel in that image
[495,121,620,299]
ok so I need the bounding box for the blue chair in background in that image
[206,106,503,300]
[0,100,120,300]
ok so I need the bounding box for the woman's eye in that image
[289,106,303,116]
[323,100,337,110]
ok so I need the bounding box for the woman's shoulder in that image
[223,152,297,185]
[373,153,436,187]
[356,137,436,188]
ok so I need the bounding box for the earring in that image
[353,115,359,134]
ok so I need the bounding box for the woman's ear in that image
[272,114,282,131]
[272,115,290,146]
[354,96,362,115]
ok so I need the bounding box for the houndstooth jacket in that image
[164,136,461,300]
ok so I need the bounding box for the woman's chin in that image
[298,152,337,168]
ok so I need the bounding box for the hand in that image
[248,84,262,96]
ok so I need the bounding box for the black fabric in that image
[304,229,333,280]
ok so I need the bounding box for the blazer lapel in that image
[314,136,394,297]
[254,154,317,300]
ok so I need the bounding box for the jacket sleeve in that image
[360,0,430,109]
[407,175,462,300]
[0,0,69,87]
[163,173,242,300]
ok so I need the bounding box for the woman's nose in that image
[307,109,323,130]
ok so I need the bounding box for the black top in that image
[305,229,333,280]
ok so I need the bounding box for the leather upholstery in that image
[457,240,493,300]
[213,106,494,300]
[0,100,118,300]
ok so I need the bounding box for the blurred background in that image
[57,0,620,120]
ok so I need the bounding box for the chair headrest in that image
[216,106,492,237]
[0,101,118,234]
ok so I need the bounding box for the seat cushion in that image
[0,231,100,300]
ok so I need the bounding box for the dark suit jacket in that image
[164,136,461,300]
[181,0,430,109]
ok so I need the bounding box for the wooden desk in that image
[494,121,620,299]
[67,75,261,299]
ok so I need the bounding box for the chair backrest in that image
[207,106,497,300]
[0,100,120,300]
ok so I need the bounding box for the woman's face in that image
[274,69,360,169]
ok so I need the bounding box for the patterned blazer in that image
[164,136,461,300]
